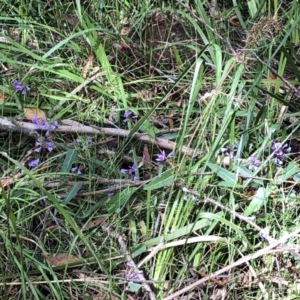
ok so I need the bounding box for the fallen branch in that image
[11,119,201,156]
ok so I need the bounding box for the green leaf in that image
[244,187,269,217]
[56,70,83,83]
[276,162,298,182]
[139,119,156,138]
[63,183,82,206]
[60,149,77,181]
[127,282,142,292]
[144,170,174,191]
[208,163,237,187]
[132,245,147,258]
[107,188,137,213]
[281,46,300,82]
[200,212,249,245]
[293,171,300,182]
[218,181,243,188]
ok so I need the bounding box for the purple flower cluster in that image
[125,261,143,281]
[71,167,82,175]
[121,164,138,180]
[248,155,261,171]
[219,140,291,171]
[35,141,54,153]
[121,164,137,175]
[28,158,40,168]
[12,81,30,95]
[28,141,54,168]
[123,110,138,122]
[125,270,143,281]
[27,117,58,168]
[270,141,291,165]
[155,150,173,162]
[32,116,58,137]
[220,144,238,159]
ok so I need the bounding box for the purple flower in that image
[45,121,58,136]
[28,158,40,168]
[12,80,30,95]
[155,151,173,162]
[32,116,58,136]
[32,117,48,130]
[270,141,291,165]
[248,155,261,171]
[271,141,291,154]
[123,110,138,122]
[125,262,143,281]
[35,142,42,153]
[50,120,58,130]
[107,192,114,197]
[120,168,128,174]
[129,165,137,175]
[124,110,132,118]
[125,270,143,281]
[71,167,82,175]
[220,144,238,159]
[32,115,39,124]
[121,165,137,175]
[46,142,53,152]
[34,141,54,152]
[32,116,49,131]
[120,165,138,181]
[273,156,284,165]
[156,151,167,162]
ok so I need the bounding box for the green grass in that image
[1,0,300,299]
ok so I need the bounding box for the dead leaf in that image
[167,117,174,129]
[83,217,106,231]
[113,42,124,50]
[120,17,128,25]
[0,177,13,187]
[82,55,93,79]
[44,253,79,267]
[23,108,46,121]
[229,16,240,26]
[0,94,7,103]
[27,39,39,48]
[142,144,151,169]
[0,170,29,196]
[120,27,130,35]
[137,90,153,101]
[65,14,79,26]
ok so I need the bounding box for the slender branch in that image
[11,120,201,156]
